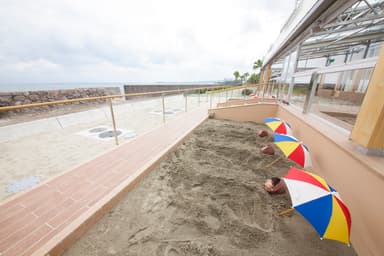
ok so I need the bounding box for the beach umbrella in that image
[283,167,351,245]
[264,117,293,136]
[273,133,312,168]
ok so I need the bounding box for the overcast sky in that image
[0,0,295,84]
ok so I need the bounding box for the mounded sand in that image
[65,119,357,256]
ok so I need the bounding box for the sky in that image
[0,0,295,84]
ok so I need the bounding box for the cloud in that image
[0,0,295,84]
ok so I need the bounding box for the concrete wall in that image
[123,84,224,99]
[209,103,384,256]
[216,98,277,108]
[0,87,120,116]
[208,103,278,123]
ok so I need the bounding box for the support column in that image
[262,64,271,98]
[334,71,344,92]
[282,53,292,99]
[258,69,264,97]
[303,72,320,114]
[350,47,384,153]
[287,44,301,101]
[351,69,363,92]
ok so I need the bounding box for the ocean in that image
[0,81,221,93]
[0,82,125,93]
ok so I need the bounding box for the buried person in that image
[261,144,275,155]
[258,129,269,137]
[264,177,286,194]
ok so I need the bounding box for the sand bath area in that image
[65,119,357,256]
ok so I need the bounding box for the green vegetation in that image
[292,86,308,95]
[232,58,263,85]
[253,59,263,70]
[233,71,240,82]
[248,73,259,84]
[241,88,253,96]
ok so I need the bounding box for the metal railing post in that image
[185,94,188,112]
[303,72,320,114]
[198,89,200,106]
[108,98,119,146]
[162,94,166,123]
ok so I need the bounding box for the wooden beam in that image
[350,47,384,151]
[258,69,264,96]
[263,65,271,98]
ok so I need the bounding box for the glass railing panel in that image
[307,68,373,130]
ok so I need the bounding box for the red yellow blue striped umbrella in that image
[273,133,312,168]
[264,117,293,136]
[283,167,352,245]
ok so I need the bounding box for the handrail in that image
[206,85,246,94]
[292,57,378,78]
[0,85,244,112]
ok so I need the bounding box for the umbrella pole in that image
[278,208,294,216]
[265,156,281,168]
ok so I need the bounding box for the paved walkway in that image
[0,107,208,256]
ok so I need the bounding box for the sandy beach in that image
[65,119,357,256]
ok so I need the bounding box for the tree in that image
[253,59,263,70]
[240,74,245,83]
[248,73,259,84]
[233,71,240,81]
[243,72,249,84]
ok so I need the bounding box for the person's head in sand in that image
[264,177,286,194]
[258,130,269,137]
[261,144,275,155]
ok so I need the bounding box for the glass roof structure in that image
[264,0,384,66]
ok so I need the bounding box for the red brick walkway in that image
[0,107,208,256]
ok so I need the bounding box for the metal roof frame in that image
[263,0,384,67]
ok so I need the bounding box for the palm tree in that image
[240,74,245,84]
[233,71,240,81]
[248,73,259,84]
[253,59,263,70]
[243,72,249,82]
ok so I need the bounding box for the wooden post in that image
[350,47,384,152]
[263,64,271,99]
[108,99,119,146]
[258,69,264,97]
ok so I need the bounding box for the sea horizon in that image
[0,81,223,93]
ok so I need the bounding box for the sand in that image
[65,119,357,256]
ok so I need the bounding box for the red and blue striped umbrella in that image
[283,167,351,244]
[264,117,293,136]
[273,133,312,168]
